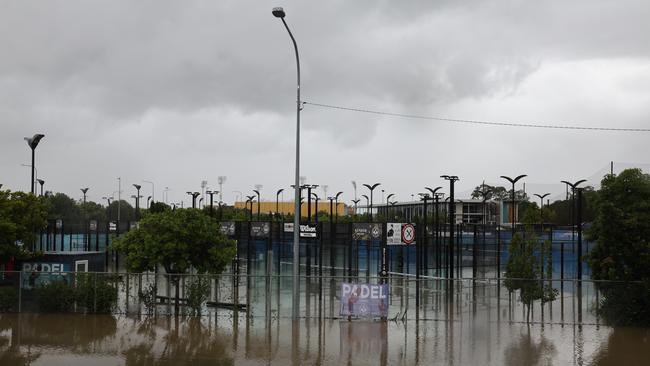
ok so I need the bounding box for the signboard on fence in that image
[340,283,389,317]
[89,220,97,231]
[220,221,236,236]
[352,223,383,240]
[250,222,270,238]
[387,223,416,245]
[283,223,318,238]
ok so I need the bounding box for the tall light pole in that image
[276,188,284,219]
[24,134,45,194]
[186,191,200,209]
[441,175,459,279]
[561,179,587,279]
[363,183,381,222]
[253,189,261,220]
[164,187,170,203]
[352,199,360,219]
[143,180,155,204]
[133,184,142,220]
[334,191,343,221]
[500,174,527,237]
[80,188,89,204]
[37,179,45,196]
[246,195,256,221]
[206,190,218,217]
[273,6,303,319]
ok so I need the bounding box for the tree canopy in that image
[587,168,650,326]
[0,190,48,262]
[112,209,235,275]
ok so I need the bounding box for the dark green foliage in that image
[0,287,18,312]
[35,280,76,312]
[588,168,650,326]
[504,231,557,323]
[0,190,48,262]
[185,276,211,316]
[74,273,118,313]
[148,201,170,213]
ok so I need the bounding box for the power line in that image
[303,101,650,132]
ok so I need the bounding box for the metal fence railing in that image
[0,270,640,326]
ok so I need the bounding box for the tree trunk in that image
[174,274,180,315]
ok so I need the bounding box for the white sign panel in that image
[386,223,416,245]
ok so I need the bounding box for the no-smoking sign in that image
[401,224,416,245]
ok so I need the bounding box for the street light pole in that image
[273,6,302,320]
[253,189,261,220]
[37,179,45,196]
[276,188,284,219]
[334,191,343,222]
[561,179,586,279]
[363,183,381,222]
[441,175,459,279]
[500,175,527,237]
[24,134,45,194]
[81,188,89,204]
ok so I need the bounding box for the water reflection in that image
[0,313,648,365]
[503,329,556,365]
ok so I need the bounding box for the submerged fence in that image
[0,269,636,326]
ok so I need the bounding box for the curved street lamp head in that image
[561,179,587,190]
[534,193,550,200]
[335,191,343,199]
[500,174,527,184]
[363,183,381,191]
[386,193,395,201]
[81,188,89,194]
[277,188,284,195]
[133,184,141,191]
[425,186,443,196]
[272,7,286,18]
[37,179,45,185]
[24,134,45,149]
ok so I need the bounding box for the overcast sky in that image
[1,1,649,206]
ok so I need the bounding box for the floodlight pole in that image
[273,6,302,320]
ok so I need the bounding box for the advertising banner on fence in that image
[387,223,416,245]
[250,222,270,238]
[220,221,236,236]
[352,223,382,241]
[340,282,389,317]
[283,223,318,238]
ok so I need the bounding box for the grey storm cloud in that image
[0,0,649,203]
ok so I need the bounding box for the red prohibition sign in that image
[402,224,415,245]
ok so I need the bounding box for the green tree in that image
[0,190,48,262]
[587,168,650,326]
[112,209,236,311]
[504,229,557,323]
[43,192,81,222]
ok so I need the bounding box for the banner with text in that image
[340,282,389,317]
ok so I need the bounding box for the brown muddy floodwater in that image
[1,313,649,365]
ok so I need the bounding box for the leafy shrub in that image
[36,279,75,312]
[0,287,18,312]
[75,273,118,313]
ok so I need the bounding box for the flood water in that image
[1,313,649,365]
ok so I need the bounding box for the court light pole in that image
[362,194,370,220]
[276,188,284,219]
[334,191,343,221]
[500,174,527,237]
[81,188,89,204]
[253,189,261,220]
[24,134,45,194]
[441,175,459,279]
[363,183,381,222]
[273,6,302,320]
[561,179,587,279]
[37,179,45,196]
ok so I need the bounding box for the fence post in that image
[18,271,22,313]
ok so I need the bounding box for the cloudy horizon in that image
[1,1,649,206]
